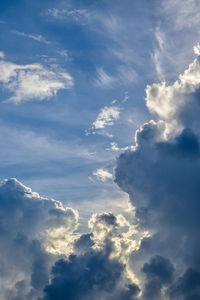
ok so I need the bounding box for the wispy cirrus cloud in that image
[0,52,73,103]
[94,68,115,88]
[12,30,52,45]
[94,67,137,88]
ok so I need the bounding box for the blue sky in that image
[1,1,200,299]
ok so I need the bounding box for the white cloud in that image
[95,68,115,87]
[0,55,73,103]
[93,168,113,182]
[0,51,4,58]
[86,105,120,138]
[146,44,200,137]
[93,106,120,129]
[12,30,51,44]
[106,142,130,152]
[45,8,89,22]
[95,67,137,88]
[193,43,200,56]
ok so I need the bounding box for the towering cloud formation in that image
[115,46,200,299]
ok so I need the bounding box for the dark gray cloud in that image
[168,268,200,300]
[141,255,174,300]
[42,250,138,300]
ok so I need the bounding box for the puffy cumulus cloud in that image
[0,54,73,103]
[42,250,140,300]
[146,46,200,137]
[88,212,149,273]
[115,45,200,299]
[41,211,147,300]
[0,178,78,299]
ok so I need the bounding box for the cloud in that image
[162,0,200,30]
[146,45,200,137]
[45,8,89,23]
[93,106,120,129]
[12,30,51,44]
[93,168,113,182]
[106,142,131,152]
[0,178,78,299]
[95,67,137,88]
[0,179,149,300]
[0,54,73,103]
[42,211,146,300]
[141,255,174,300]
[115,45,200,298]
[0,51,5,58]
[86,105,120,138]
[95,68,116,88]
[42,250,139,300]
[169,268,200,300]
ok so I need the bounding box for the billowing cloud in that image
[146,48,200,137]
[42,211,146,300]
[0,53,73,103]
[115,45,200,299]
[42,249,139,300]
[0,178,150,300]
[0,178,78,299]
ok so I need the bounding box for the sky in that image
[1,0,200,299]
